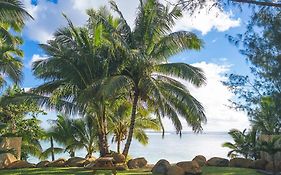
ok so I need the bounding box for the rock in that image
[0,153,17,169]
[229,158,253,168]
[176,161,202,175]
[5,160,35,169]
[115,163,128,171]
[113,153,125,164]
[207,157,229,167]
[145,164,154,170]
[265,161,281,172]
[249,159,268,170]
[84,157,96,166]
[47,158,66,167]
[192,155,207,167]
[94,157,115,168]
[127,157,147,169]
[167,165,185,175]
[36,160,50,168]
[66,157,86,167]
[152,159,171,175]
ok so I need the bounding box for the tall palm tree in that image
[108,102,160,153]
[99,0,207,157]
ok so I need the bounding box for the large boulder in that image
[249,159,268,170]
[207,157,229,167]
[66,157,86,167]
[113,153,125,164]
[176,161,202,175]
[152,159,171,175]
[127,157,147,169]
[192,155,207,167]
[47,158,66,167]
[94,157,115,168]
[115,163,128,171]
[36,160,50,168]
[167,165,185,175]
[0,153,17,169]
[5,160,35,169]
[229,158,253,168]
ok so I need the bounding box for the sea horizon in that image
[28,131,232,164]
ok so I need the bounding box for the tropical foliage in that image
[0,0,32,88]
[223,129,260,159]
[0,86,46,160]
[30,0,206,158]
[109,102,160,153]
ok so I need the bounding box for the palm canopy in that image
[0,0,31,87]
[103,0,206,132]
[0,0,32,30]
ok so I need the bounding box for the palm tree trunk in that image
[102,104,109,155]
[122,90,139,158]
[50,136,55,161]
[117,138,121,154]
[70,149,75,158]
[97,130,107,157]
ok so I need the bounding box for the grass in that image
[0,167,264,175]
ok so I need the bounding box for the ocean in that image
[28,132,232,164]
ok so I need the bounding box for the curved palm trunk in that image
[122,90,139,158]
[50,136,55,161]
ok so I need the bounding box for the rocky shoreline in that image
[0,153,280,175]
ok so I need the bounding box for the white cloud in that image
[28,54,47,68]
[23,0,240,43]
[162,62,249,132]
[171,0,240,34]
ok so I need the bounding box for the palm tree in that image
[48,115,81,158]
[108,102,160,153]
[72,115,99,159]
[31,9,128,157]
[258,136,281,175]
[40,133,64,161]
[99,0,206,157]
[223,129,260,159]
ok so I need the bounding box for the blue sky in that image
[20,0,255,132]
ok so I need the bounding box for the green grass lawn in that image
[0,167,264,175]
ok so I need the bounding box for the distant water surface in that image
[29,132,232,164]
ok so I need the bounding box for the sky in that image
[19,0,254,132]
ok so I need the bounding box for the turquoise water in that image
[29,132,232,164]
